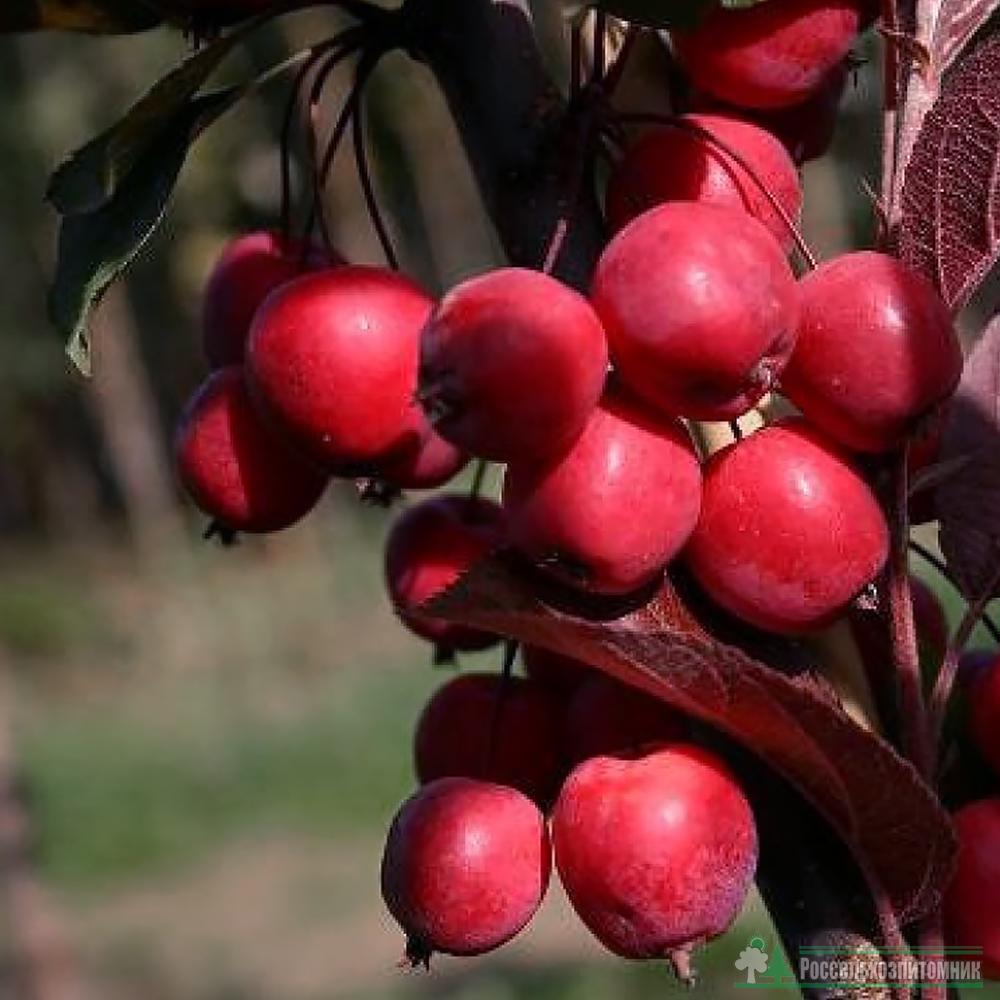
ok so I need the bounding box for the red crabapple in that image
[943,798,1000,979]
[672,0,864,110]
[504,392,702,595]
[381,777,551,963]
[174,367,327,533]
[591,203,798,421]
[246,266,432,470]
[970,656,1000,777]
[419,268,609,463]
[201,231,336,369]
[605,114,802,251]
[414,673,563,805]
[691,62,849,165]
[563,673,686,766]
[376,417,469,491]
[685,420,889,634]
[384,494,503,652]
[781,253,963,454]
[552,744,757,974]
[523,646,591,694]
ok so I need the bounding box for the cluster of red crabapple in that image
[172,0,1000,981]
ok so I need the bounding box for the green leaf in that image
[48,22,258,214]
[51,88,241,375]
[0,0,161,34]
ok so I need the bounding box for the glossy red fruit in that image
[685,420,889,634]
[201,231,335,369]
[419,268,609,463]
[246,266,433,470]
[970,657,1000,777]
[381,777,551,963]
[415,673,563,805]
[781,253,963,454]
[672,0,864,110]
[504,392,702,595]
[376,418,469,491]
[605,114,802,251]
[943,798,1000,979]
[174,367,327,533]
[592,203,798,422]
[384,494,503,652]
[692,62,849,165]
[523,646,590,694]
[563,674,686,766]
[552,744,757,971]
[911,577,948,664]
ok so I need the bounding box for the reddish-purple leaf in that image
[932,0,1000,75]
[938,314,1000,598]
[898,34,1000,312]
[427,556,956,925]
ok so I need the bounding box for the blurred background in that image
[0,8,996,999]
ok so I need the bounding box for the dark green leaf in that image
[0,0,161,34]
[48,22,257,214]
[51,88,241,375]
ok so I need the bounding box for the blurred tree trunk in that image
[85,285,186,561]
[0,663,90,1000]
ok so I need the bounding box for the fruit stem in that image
[927,562,1000,752]
[909,539,1000,644]
[483,639,519,776]
[667,945,696,987]
[613,112,819,272]
[352,72,400,269]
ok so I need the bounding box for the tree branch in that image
[404,0,606,289]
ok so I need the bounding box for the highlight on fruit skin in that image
[380,777,552,965]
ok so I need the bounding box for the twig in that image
[600,25,640,97]
[887,445,932,779]
[614,112,819,270]
[928,561,1000,746]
